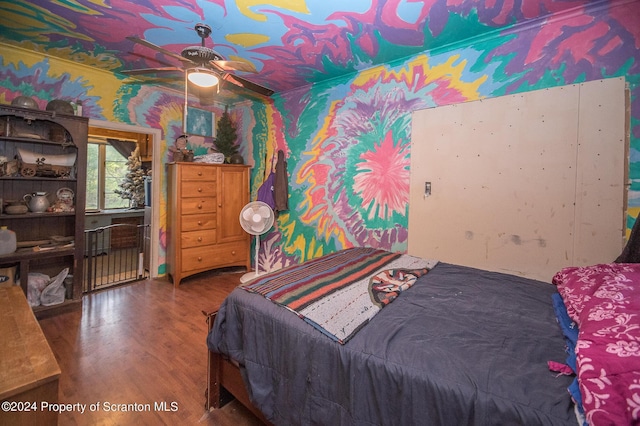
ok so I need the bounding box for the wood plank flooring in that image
[38,269,265,425]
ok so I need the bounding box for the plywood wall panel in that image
[573,78,627,264]
[409,78,625,282]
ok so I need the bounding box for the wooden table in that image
[0,285,61,425]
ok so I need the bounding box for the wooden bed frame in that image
[203,307,272,425]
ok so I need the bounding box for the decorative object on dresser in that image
[169,134,194,163]
[0,103,88,318]
[214,106,239,163]
[167,163,250,286]
[193,151,224,164]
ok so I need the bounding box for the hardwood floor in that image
[39,269,265,425]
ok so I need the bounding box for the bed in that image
[205,247,640,425]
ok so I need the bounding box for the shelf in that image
[0,175,77,182]
[0,104,85,123]
[1,212,76,219]
[33,298,82,319]
[0,135,75,146]
[0,245,75,264]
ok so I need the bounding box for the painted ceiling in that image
[0,1,603,98]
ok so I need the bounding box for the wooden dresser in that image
[167,163,251,286]
[0,286,61,425]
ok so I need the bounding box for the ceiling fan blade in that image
[121,67,184,75]
[122,77,184,91]
[127,36,192,65]
[210,60,257,73]
[122,75,182,84]
[129,52,179,68]
[221,73,274,97]
[207,57,271,95]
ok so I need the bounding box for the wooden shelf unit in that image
[0,105,88,318]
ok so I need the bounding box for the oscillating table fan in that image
[239,201,275,283]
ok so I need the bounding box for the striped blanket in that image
[240,247,437,344]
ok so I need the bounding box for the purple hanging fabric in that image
[257,171,276,209]
[274,150,289,213]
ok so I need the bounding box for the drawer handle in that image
[197,237,202,242]
[218,203,222,208]
[197,171,203,176]
[197,204,203,209]
[231,250,236,255]
[197,256,203,262]
[197,187,203,192]
[198,221,202,226]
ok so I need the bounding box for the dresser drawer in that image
[180,165,217,181]
[181,198,217,214]
[181,180,217,198]
[181,213,216,231]
[181,230,217,248]
[181,241,248,272]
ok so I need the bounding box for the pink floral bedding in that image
[553,263,640,426]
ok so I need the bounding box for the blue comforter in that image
[207,262,576,425]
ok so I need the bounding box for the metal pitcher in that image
[23,192,50,213]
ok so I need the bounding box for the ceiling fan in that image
[122,23,274,97]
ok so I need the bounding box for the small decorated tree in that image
[214,106,239,162]
[115,146,146,208]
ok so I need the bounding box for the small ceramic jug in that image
[51,188,75,212]
[23,192,50,213]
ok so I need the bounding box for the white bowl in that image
[5,204,28,215]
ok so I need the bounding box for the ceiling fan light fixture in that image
[188,69,219,87]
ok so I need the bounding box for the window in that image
[86,141,130,210]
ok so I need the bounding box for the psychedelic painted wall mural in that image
[251,0,640,270]
[0,48,245,276]
[0,0,639,281]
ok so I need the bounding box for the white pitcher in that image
[23,192,50,213]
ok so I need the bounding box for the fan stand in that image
[240,234,262,283]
